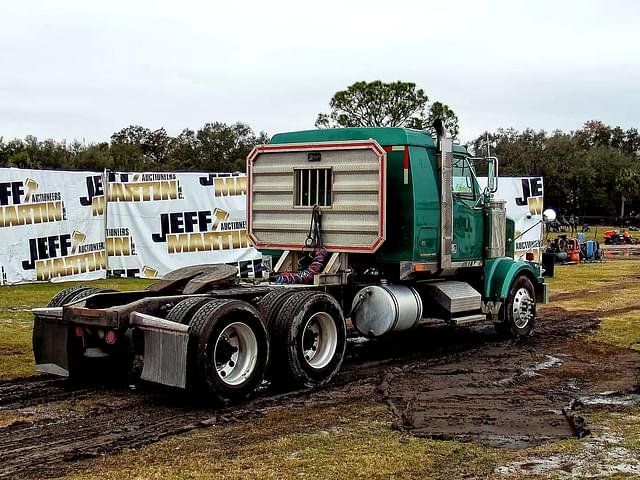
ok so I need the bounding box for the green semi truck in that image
[32,122,550,403]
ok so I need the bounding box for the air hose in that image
[276,206,328,285]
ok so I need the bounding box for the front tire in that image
[494,275,536,338]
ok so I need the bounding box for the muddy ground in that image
[1,290,639,479]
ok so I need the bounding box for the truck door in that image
[451,156,484,262]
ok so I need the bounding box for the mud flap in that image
[541,283,550,304]
[130,312,190,389]
[32,308,70,377]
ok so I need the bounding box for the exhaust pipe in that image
[434,120,454,271]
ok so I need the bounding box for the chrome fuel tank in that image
[350,283,423,337]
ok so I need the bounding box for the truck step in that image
[450,313,487,326]
[422,280,482,314]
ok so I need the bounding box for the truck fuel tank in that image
[350,283,423,337]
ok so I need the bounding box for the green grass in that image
[0,278,153,380]
[68,402,509,480]
[0,312,35,379]
[544,259,640,346]
[544,257,640,297]
[0,279,153,310]
[593,312,640,351]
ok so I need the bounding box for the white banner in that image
[0,168,107,284]
[105,172,262,279]
[479,176,544,262]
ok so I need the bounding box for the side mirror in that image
[486,157,499,194]
[543,209,557,223]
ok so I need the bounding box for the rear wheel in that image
[47,286,93,307]
[257,288,297,326]
[69,287,115,303]
[187,299,269,403]
[167,297,211,324]
[494,275,536,338]
[270,291,346,389]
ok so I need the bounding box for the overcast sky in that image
[1,0,638,144]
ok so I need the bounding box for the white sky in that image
[1,0,638,144]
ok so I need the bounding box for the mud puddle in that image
[376,307,640,449]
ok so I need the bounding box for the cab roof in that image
[270,127,468,154]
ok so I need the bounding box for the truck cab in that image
[249,125,547,329]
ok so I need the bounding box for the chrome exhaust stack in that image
[434,119,454,271]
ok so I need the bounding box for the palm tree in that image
[615,168,640,217]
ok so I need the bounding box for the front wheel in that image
[494,275,536,338]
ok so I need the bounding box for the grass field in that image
[0,279,153,380]
[1,263,639,479]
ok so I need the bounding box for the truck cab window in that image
[452,157,476,199]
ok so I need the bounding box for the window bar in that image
[323,169,328,206]
[307,170,311,206]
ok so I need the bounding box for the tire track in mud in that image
[0,377,95,409]
[0,322,503,479]
[0,285,633,480]
[377,305,640,449]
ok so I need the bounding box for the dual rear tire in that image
[169,289,347,403]
[169,297,269,404]
[259,290,347,389]
[46,286,112,307]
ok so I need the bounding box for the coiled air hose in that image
[276,205,328,285]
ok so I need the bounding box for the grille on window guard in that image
[294,168,332,207]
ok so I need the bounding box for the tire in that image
[69,287,115,302]
[167,297,211,324]
[187,299,269,404]
[495,275,536,338]
[257,288,297,326]
[47,286,93,307]
[270,291,347,389]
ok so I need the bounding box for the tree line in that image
[469,121,640,218]
[1,81,638,217]
[0,122,268,173]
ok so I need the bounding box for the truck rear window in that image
[294,168,333,207]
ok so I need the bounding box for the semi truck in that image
[32,122,550,403]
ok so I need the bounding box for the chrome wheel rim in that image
[512,287,534,329]
[302,312,338,369]
[213,322,258,386]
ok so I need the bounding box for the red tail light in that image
[105,330,117,345]
[74,326,85,337]
[526,252,535,261]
